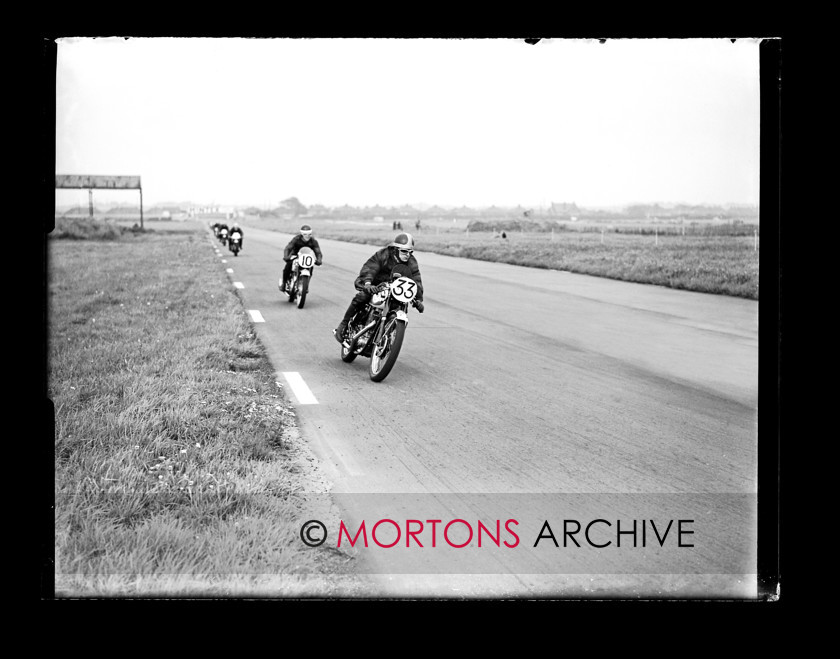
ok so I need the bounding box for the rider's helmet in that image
[300,224,312,241]
[390,232,415,262]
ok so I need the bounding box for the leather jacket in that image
[284,235,323,262]
[354,247,423,301]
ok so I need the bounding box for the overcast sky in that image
[54,37,762,210]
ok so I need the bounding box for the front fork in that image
[372,310,408,344]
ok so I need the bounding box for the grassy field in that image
[242,215,760,300]
[50,219,358,597]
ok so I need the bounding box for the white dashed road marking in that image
[234,282,244,289]
[282,372,319,405]
[248,310,265,323]
[226,268,233,273]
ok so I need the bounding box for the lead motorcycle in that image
[280,246,316,309]
[228,230,242,256]
[338,268,421,382]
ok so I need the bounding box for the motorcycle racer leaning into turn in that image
[333,232,424,343]
[281,224,323,292]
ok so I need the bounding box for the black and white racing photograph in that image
[46,37,780,601]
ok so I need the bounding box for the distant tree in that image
[280,197,308,216]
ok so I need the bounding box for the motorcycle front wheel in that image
[369,319,405,382]
[287,275,297,303]
[296,276,309,309]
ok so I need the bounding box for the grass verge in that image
[50,220,358,597]
[244,216,760,300]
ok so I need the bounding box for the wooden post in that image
[139,187,144,230]
[88,189,94,219]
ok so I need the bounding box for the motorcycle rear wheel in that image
[340,315,365,363]
[340,338,358,363]
[369,320,405,382]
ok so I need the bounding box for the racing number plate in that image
[390,276,417,303]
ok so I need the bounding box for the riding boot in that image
[341,299,361,324]
[333,321,347,343]
[334,299,362,342]
[281,263,292,292]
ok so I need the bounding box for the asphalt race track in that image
[211,224,759,598]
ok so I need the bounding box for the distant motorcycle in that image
[338,269,420,382]
[219,227,229,246]
[280,246,317,309]
[228,230,242,256]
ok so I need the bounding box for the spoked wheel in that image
[296,277,309,308]
[369,319,405,382]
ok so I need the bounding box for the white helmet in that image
[389,232,415,250]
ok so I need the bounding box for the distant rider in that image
[230,222,244,250]
[333,232,424,343]
[281,224,323,292]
